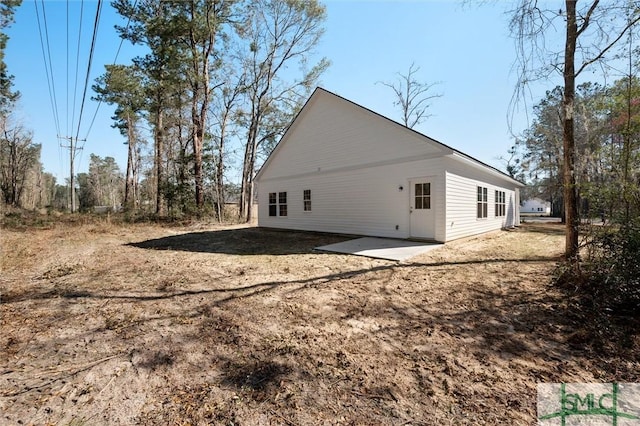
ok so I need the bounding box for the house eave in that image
[256,87,525,189]
[449,152,525,187]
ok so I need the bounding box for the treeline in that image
[0,0,51,211]
[0,0,328,220]
[0,116,124,212]
[0,116,58,210]
[93,0,328,220]
[513,74,640,317]
[512,76,640,224]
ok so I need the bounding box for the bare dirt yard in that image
[1,217,638,425]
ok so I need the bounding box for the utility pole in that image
[59,136,84,213]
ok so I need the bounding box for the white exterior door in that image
[410,179,435,239]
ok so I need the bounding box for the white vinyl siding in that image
[256,88,522,243]
[257,90,448,182]
[259,158,445,240]
[444,167,518,241]
[260,155,523,243]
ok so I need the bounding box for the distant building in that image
[521,198,551,215]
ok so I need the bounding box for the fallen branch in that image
[350,389,396,402]
[1,354,123,397]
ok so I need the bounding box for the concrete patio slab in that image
[315,237,443,261]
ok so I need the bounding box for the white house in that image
[521,198,551,215]
[255,88,523,242]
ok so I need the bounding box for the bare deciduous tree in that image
[237,0,329,222]
[210,64,245,221]
[181,0,235,210]
[0,116,40,207]
[510,0,640,261]
[378,62,441,129]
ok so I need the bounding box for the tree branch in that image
[575,12,640,77]
[576,0,599,38]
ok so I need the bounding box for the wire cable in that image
[65,0,69,137]
[70,0,84,141]
[34,0,61,138]
[40,0,62,137]
[83,0,139,141]
[75,0,103,143]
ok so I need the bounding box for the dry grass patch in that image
[1,220,638,425]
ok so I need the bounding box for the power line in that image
[70,0,84,139]
[75,0,102,142]
[40,0,62,137]
[34,0,61,138]
[84,0,139,141]
[59,0,101,212]
[66,0,69,137]
[38,0,133,193]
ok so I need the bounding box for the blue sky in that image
[6,0,555,184]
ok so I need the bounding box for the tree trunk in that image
[189,1,216,211]
[239,141,252,222]
[622,61,633,222]
[191,77,204,209]
[9,140,17,206]
[133,146,139,209]
[155,107,167,216]
[239,116,259,223]
[215,118,226,222]
[125,140,133,209]
[563,0,580,261]
[193,125,204,208]
[194,65,211,211]
[124,112,135,210]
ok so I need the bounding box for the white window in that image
[268,193,277,216]
[477,186,488,219]
[278,192,287,216]
[268,192,287,217]
[303,189,311,212]
[495,190,506,217]
[414,183,431,209]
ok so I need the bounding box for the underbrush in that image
[1,208,57,230]
[555,222,640,372]
[577,222,640,316]
[0,207,248,230]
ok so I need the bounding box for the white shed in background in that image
[255,88,523,242]
[521,198,551,215]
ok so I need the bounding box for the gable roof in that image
[256,87,524,187]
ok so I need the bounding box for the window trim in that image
[303,189,311,212]
[268,192,277,217]
[278,191,287,217]
[477,186,488,219]
[495,190,506,217]
[268,191,287,217]
[414,183,431,210]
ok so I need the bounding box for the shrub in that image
[578,221,640,316]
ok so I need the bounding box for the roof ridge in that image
[256,86,523,186]
[313,86,523,185]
